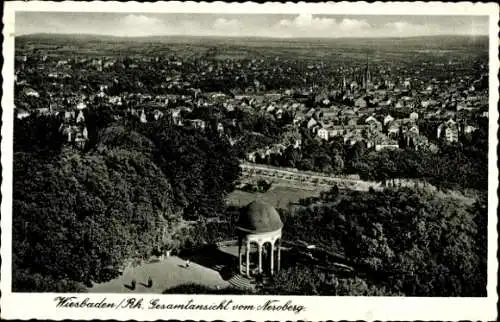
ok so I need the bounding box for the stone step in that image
[228,274,254,290]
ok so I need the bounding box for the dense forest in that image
[266,187,487,296]
[12,111,487,296]
[12,114,241,291]
[245,120,488,191]
[151,187,488,297]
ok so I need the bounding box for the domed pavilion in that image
[236,201,283,278]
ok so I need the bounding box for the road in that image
[239,162,383,192]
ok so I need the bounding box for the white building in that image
[317,128,329,140]
[306,118,317,129]
[76,110,85,124]
[76,102,87,110]
[464,125,477,134]
[437,119,459,143]
[384,114,395,126]
[140,109,147,123]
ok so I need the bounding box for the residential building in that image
[437,119,459,142]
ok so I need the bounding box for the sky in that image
[16,12,489,38]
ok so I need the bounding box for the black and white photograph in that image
[1,1,498,321]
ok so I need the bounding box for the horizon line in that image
[16,32,489,40]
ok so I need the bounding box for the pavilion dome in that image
[237,201,283,234]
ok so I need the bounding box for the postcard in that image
[1,1,498,320]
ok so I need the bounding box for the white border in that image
[1,2,499,320]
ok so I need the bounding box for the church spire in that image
[364,54,370,90]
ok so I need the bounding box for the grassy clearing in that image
[226,185,322,209]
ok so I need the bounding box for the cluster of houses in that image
[15,81,482,156]
[14,47,488,161]
[15,89,89,150]
[436,118,478,143]
[245,127,302,163]
[56,103,89,149]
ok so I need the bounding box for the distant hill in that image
[16,33,488,57]
[17,33,488,46]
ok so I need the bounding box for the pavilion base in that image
[228,274,255,291]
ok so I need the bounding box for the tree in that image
[13,130,179,291]
[314,153,333,173]
[281,188,487,296]
[14,115,64,154]
[298,158,314,171]
[135,118,241,218]
[262,262,395,296]
[332,154,345,173]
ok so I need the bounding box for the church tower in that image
[363,62,371,90]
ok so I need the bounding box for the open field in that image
[17,34,488,62]
[227,185,322,209]
[89,256,230,293]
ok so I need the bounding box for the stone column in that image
[270,242,275,275]
[246,241,250,277]
[238,239,243,275]
[277,239,281,272]
[258,242,263,274]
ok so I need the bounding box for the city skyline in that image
[16,12,489,38]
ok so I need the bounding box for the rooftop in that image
[237,201,283,234]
